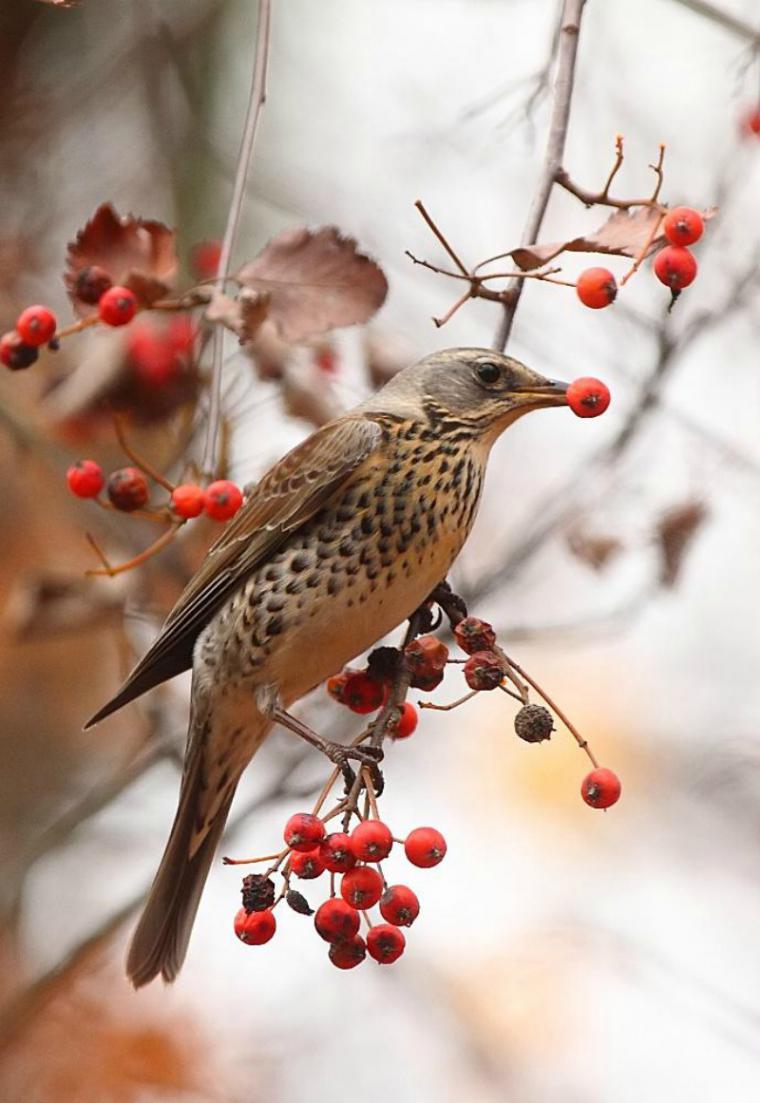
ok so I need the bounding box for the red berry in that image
[581,767,621,809]
[189,239,222,280]
[166,315,197,356]
[16,304,57,346]
[653,246,697,290]
[203,479,243,521]
[319,832,357,873]
[314,898,361,943]
[234,906,276,945]
[391,701,418,740]
[289,848,326,880]
[380,884,420,927]
[0,330,38,370]
[453,615,496,655]
[107,467,149,511]
[127,326,177,387]
[283,812,325,852]
[171,484,205,519]
[75,265,113,305]
[740,106,760,138]
[367,924,406,964]
[98,285,137,326]
[328,934,366,969]
[340,866,384,909]
[326,670,351,704]
[576,267,617,309]
[341,670,385,714]
[314,346,337,374]
[404,827,447,868]
[463,650,504,691]
[566,377,611,419]
[404,635,449,691]
[350,820,393,862]
[66,459,104,499]
[662,207,704,247]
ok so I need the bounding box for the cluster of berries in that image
[327,616,622,811]
[1,305,58,370]
[576,206,705,311]
[233,811,446,969]
[66,459,243,522]
[125,317,197,389]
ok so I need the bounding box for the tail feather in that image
[126,754,236,988]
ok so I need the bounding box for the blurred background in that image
[1,0,759,1100]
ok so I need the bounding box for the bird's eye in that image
[476,361,502,386]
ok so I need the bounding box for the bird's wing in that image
[86,415,386,727]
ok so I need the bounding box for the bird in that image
[86,346,568,987]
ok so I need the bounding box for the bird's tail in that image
[126,702,273,989]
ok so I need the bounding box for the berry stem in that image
[54,312,102,341]
[222,849,286,866]
[84,523,181,578]
[418,689,479,711]
[502,654,599,767]
[112,414,177,493]
[619,209,665,287]
[94,499,173,525]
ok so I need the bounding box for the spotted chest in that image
[204,417,487,701]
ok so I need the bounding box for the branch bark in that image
[493,0,586,351]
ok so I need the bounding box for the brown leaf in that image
[512,206,717,271]
[656,500,708,588]
[236,226,388,342]
[65,203,176,313]
[205,287,271,342]
[566,530,623,572]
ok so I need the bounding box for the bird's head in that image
[367,347,568,442]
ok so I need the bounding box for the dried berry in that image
[514,704,554,744]
[241,873,276,913]
[107,467,149,511]
[453,615,496,655]
[404,635,449,690]
[463,650,504,691]
[0,331,38,370]
[285,889,314,916]
[75,265,113,304]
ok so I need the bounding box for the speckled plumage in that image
[87,347,568,987]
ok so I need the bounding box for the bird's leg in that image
[269,705,383,786]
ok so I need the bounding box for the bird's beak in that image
[513,378,569,409]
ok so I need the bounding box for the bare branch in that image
[669,0,760,43]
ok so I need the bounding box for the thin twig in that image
[201,0,272,478]
[414,200,470,276]
[112,414,175,492]
[493,0,587,351]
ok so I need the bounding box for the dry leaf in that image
[656,499,708,588]
[512,205,717,271]
[205,287,271,342]
[566,529,623,572]
[65,203,176,313]
[236,226,388,342]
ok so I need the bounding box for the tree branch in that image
[668,0,760,43]
[493,0,586,351]
[201,0,272,477]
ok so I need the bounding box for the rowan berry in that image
[653,246,697,290]
[241,873,275,912]
[66,459,104,498]
[454,615,496,655]
[514,703,554,744]
[380,884,420,927]
[319,832,357,873]
[314,898,361,943]
[190,239,222,280]
[0,331,38,370]
[404,827,447,868]
[234,907,276,945]
[203,480,243,521]
[404,635,449,690]
[75,265,113,305]
[581,767,621,809]
[127,326,177,387]
[390,701,418,740]
[328,934,366,969]
[107,467,149,511]
[171,484,205,519]
[576,267,617,309]
[98,285,138,326]
[566,377,611,418]
[289,848,326,880]
[341,670,385,714]
[326,670,352,704]
[350,820,393,862]
[662,207,704,247]
[16,304,56,346]
[463,650,504,691]
[340,866,384,909]
[367,924,406,964]
[283,812,325,852]
[740,106,760,138]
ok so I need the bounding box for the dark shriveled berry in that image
[514,704,554,744]
[75,265,113,304]
[241,873,276,912]
[107,467,149,511]
[463,650,504,691]
[286,889,314,916]
[0,331,38,370]
[454,615,497,655]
